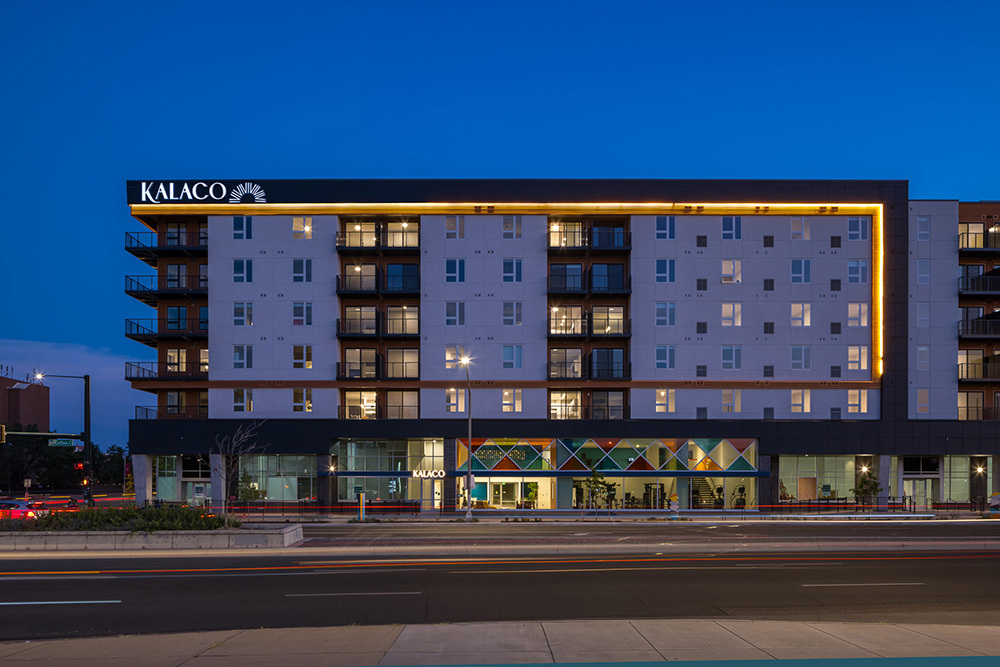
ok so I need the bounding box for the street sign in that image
[48,438,75,447]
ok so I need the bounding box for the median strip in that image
[0,600,121,606]
[285,592,423,597]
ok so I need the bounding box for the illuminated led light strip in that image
[130,200,884,378]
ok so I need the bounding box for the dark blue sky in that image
[1,0,998,446]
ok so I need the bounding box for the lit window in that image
[502,345,523,369]
[233,216,252,240]
[848,216,868,240]
[234,389,253,413]
[722,345,742,370]
[445,345,466,369]
[791,259,811,283]
[233,345,253,370]
[848,346,868,371]
[656,259,675,283]
[293,345,313,369]
[502,258,523,283]
[722,389,741,413]
[917,215,930,241]
[791,346,810,370]
[502,215,522,239]
[791,303,811,327]
[234,259,253,283]
[445,302,465,326]
[656,345,675,370]
[848,389,868,413]
[502,389,522,413]
[446,215,465,239]
[292,217,312,240]
[292,258,312,283]
[848,302,868,327]
[446,388,465,413]
[165,348,186,373]
[655,389,675,413]
[549,391,582,419]
[234,302,253,326]
[656,216,675,240]
[199,349,209,373]
[917,388,929,414]
[721,260,742,284]
[293,388,312,412]
[722,216,742,240]
[446,259,465,283]
[503,301,522,326]
[791,389,811,413]
[917,259,930,284]
[721,302,742,327]
[656,302,675,326]
[791,217,810,240]
[848,259,868,283]
[293,302,313,326]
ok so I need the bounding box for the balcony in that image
[589,316,631,337]
[337,405,419,419]
[548,229,587,250]
[335,230,379,253]
[959,319,1000,338]
[134,405,208,420]
[383,360,419,380]
[383,274,420,295]
[336,272,379,295]
[382,314,420,337]
[590,228,631,251]
[959,232,1000,251]
[125,275,207,306]
[125,361,208,381]
[549,318,587,337]
[380,230,420,252]
[125,318,208,347]
[590,275,631,295]
[548,275,586,294]
[591,361,631,380]
[549,405,631,420]
[548,362,584,380]
[958,363,1000,381]
[959,275,1000,295]
[337,361,379,380]
[126,231,207,267]
[336,318,379,338]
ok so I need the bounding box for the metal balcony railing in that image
[125,318,208,338]
[591,361,630,380]
[549,318,587,335]
[134,405,208,419]
[548,274,586,293]
[337,361,379,380]
[338,405,419,419]
[383,315,419,336]
[383,275,420,293]
[384,361,419,380]
[125,275,208,293]
[126,230,207,249]
[958,363,1000,380]
[335,230,379,249]
[336,318,379,337]
[381,230,419,249]
[336,273,379,293]
[548,361,584,379]
[959,276,1000,294]
[590,316,631,336]
[959,320,1000,337]
[548,230,587,249]
[125,361,208,381]
[590,275,631,294]
[590,228,631,250]
[549,405,631,420]
[959,232,1000,250]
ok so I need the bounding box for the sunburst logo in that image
[229,182,267,204]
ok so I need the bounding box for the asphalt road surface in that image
[3,548,1000,641]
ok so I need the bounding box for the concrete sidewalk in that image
[2,619,999,666]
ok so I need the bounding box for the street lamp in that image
[459,356,473,521]
[35,373,93,508]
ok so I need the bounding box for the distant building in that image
[0,376,49,431]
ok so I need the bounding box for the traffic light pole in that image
[83,374,92,507]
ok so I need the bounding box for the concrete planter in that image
[0,523,302,551]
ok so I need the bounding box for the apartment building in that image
[124,180,998,512]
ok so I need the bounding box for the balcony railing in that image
[549,405,631,420]
[125,362,208,381]
[338,405,419,419]
[590,275,631,294]
[590,316,631,336]
[382,230,419,249]
[549,318,587,336]
[590,228,631,250]
[958,363,1000,380]
[383,275,420,294]
[126,274,208,295]
[336,273,379,294]
[958,276,1000,294]
[959,232,1000,250]
[335,230,379,249]
[958,320,1000,337]
[548,230,587,249]
[337,361,379,380]
[125,318,208,340]
[126,230,207,249]
[383,315,419,336]
[384,361,420,380]
[548,362,584,379]
[336,318,379,337]
[591,361,630,380]
[548,275,586,293]
[134,405,208,420]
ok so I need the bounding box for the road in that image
[3,547,1000,641]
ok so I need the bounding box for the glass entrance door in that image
[490,482,517,509]
[903,478,939,511]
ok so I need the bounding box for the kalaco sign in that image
[411,470,447,479]
[131,181,267,204]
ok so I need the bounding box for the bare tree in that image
[211,420,266,519]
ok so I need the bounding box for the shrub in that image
[0,506,235,533]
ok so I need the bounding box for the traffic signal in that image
[74,462,85,470]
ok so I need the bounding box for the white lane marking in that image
[0,600,121,606]
[285,591,423,597]
[801,582,925,587]
[456,566,843,574]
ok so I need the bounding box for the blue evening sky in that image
[0,0,997,446]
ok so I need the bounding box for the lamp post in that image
[459,356,473,521]
[35,373,93,508]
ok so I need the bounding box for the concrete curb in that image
[0,524,301,551]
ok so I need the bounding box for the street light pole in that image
[35,373,93,508]
[460,356,473,522]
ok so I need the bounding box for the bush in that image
[0,506,236,533]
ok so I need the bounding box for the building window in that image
[763,235,774,248]
[656,302,675,326]
[385,349,418,379]
[764,322,774,335]
[592,391,625,420]
[233,216,252,240]
[848,346,868,370]
[830,322,841,335]
[234,345,253,370]
[763,278,775,291]
[502,215,522,239]
[292,217,312,240]
[848,302,868,327]
[790,217,810,240]
[697,278,708,291]
[917,215,931,241]
[831,278,841,292]
[831,365,841,378]
[696,407,708,420]
[502,389,522,413]
[502,258,523,283]
[343,390,377,419]
[199,306,208,330]
[445,345,466,369]
[722,216,742,240]
[791,346,811,370]
[386,391,418,419]
[293,259,312,283]
[591,263,625,291]
[503,301,522,326]
[848,389,868,414]
[763,365,774,378]
[655,216,675,240]
[696,235,708,248]
[166,306,186,331]
[549,348,583,379]
[386,305,418,335]
[848,216,868,240]
[848,259,868,283]
[293,345,312,369]
[656,259,675,283]
[234,259,252,283]
[959,391,983,420]
[293,301,313,326]
[721,302,742,327]
[917,302,929,327]
[293,388,313,412]
[721,260,742,283]
[831,235,841,248]
[656,345,675,370]
[655,389,675,413]
[446,387,465,413]
[233,302,252,326]
[165,348,186,373]
[549,391,582,419]
[445,302,465,326]
[791,389,811,413]
[550,305,583,334]
[722,345,742,370]
[722,389,741,413]
[446,215,465,239]
[696,321,708,334]
[502,345,523,369]
[696,365,707,377]
[917,389,929,414]
[446,259,465,283]
[791,259,811,283]
[763,407,775,419]
[593,306,625,334]
[917,346,930,371]
[831,407,842,420]
[200,349,209,373]
[234,389,252,413]
[790,302,811,327]
[917,259,931,284]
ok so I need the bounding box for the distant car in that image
[0,501,48,519]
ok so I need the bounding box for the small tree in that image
[851,470,882,509]
[237,470,263,502]
[582,469,606,509]
[211,420,265,520]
